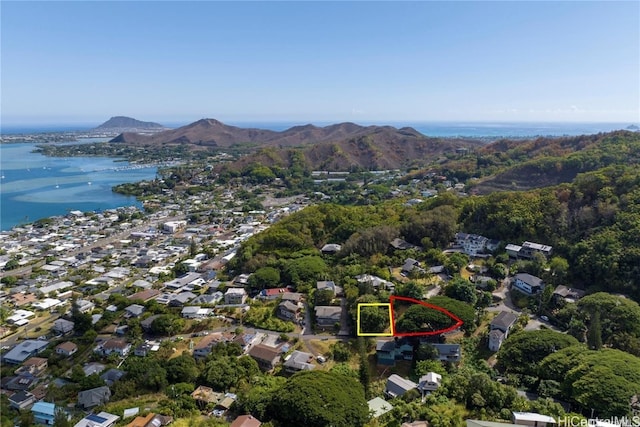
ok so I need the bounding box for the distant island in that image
[627,124,639,131]
[94,116,167,132]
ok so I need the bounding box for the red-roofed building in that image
[230,415,262,427]
[258,288,289,300]
[17,357,48,376]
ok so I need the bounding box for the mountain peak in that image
[95,116,165,130]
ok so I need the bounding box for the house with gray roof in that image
[489,329,506,352]
[355,274,395,291]
[140,314,161,331]
[283,350,315,373]
[181,306,213,319]
[552,285,586,304]
[82,362,106,376]
[124,304,145,318]
[513,273,544,295]
[77,386,111,409]
[314,306,342,328]
[320,243,342,255]
[52,318,74,335]
[169,291,197,307]
[224,288,247,305]
[277,300,301,321]
[376,339,413,366]
[100,368,126,386]
[401,258,425,276]
[316,280,343,296]
[431,343,461,362]
[191,294,222,305]
[490,311,518,336]
[8,390,35,409]
[385,374,417,398]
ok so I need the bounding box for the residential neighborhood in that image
[0,143,638,427]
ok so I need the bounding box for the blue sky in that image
[1,1,638,125]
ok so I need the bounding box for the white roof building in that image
[32,298,63,310]
[512,412,557,426]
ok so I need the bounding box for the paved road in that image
[0,313,60,348]
[174,325,349,345]
[337,297,350,336]
[487,279,562,332]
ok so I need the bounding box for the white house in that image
[75,299,95,314]
[32,298,63,311]
[489,311,518,351]
[73,411,120,427]
[417,372,442,396]
[489,330,506,352]
[56,341,78,357]
[7,309,35,326]
[99,339,131,357]
[513,273,544,295]
[224,288,247,305]
[163,220,187,233]
[181,306,213,319]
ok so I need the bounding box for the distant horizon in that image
[1,118,634,137]
[2,117,637,127]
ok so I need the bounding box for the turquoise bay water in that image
[0,139,157,231]
[0,122,632,231]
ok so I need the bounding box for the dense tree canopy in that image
[395,304,455,334]
[429,295,477,332]
[201,355,260,391]
[248,266,281,289]
[496,329,579,376]
[166,353,200,384]
[150,314,185,336]
[268,371,369,427]
[401,205,458,248]
[444,277,478,306]
[359,305,390,334]
[539,345,640,417]
[577,292,640,341]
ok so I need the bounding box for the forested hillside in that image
[459,164,640,298]
[437,130,640,191]
[233,160,640,300]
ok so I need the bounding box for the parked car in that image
[540,315,549,322]
[316,355,326,363]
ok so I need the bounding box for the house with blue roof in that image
[3,340,49,364]
[31,401,56,425]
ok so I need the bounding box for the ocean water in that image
[228,121,631,138]
[0,139,157,231]
[0,121,632,231]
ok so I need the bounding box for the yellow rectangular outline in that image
[356,302,394,336]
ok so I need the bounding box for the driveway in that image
[337,297,350,336]
[424,285,441,299]
[301,302,313,336]
[488,278,520,314]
